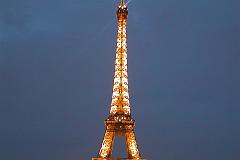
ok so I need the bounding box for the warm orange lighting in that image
[92,1,143,159]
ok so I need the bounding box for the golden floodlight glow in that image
[110,17,130,116]
[92,0,143,159]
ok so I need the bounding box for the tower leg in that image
[98,131,115,158]
[126,131,141,159]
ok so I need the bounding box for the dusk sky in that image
[1,0,240,159]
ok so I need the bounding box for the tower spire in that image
[110,0,129,116]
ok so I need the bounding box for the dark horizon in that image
[1,0,240,160]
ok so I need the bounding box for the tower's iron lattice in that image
[92,1,143,159]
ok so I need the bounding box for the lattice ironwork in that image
[92,1,143,159]
[110,1,130,116]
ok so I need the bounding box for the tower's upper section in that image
[110,0,130,116]
[117,0,128,21]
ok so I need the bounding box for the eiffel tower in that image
[92,0,143,159]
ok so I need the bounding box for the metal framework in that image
[92,1,142,159]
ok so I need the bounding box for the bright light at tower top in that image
[117,0,128,20]
[118,0,128,10]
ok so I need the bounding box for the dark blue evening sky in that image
[1,0,240,160]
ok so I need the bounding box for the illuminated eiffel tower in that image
[92,0,143,159]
